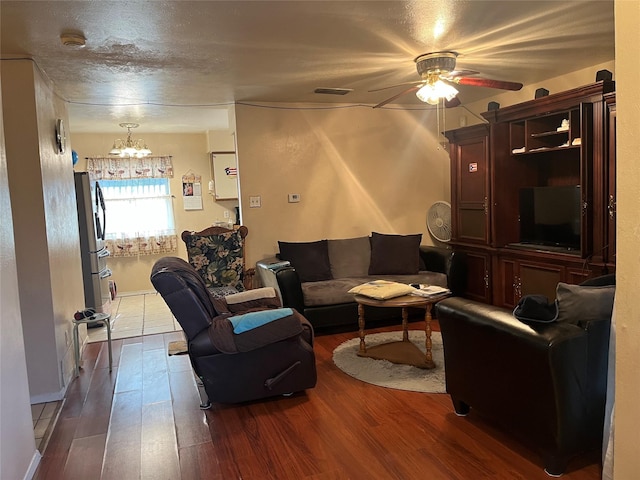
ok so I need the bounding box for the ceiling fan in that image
[370,51,523,109]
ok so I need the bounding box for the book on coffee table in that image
[409,284,451,298]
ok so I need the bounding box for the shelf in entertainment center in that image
[530,130,569,138]
[512,145,581,156]
[506,242,582,256]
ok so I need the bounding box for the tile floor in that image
[32,293,181,453]
[87,292,182,343]
[32,400,64,452]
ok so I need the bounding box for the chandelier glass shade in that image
[109,123,152,158]
[416,79,459,105]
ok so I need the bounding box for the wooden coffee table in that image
[354,292,450,369]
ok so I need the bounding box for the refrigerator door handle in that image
[99,268,113,280]
[95,182,106,241]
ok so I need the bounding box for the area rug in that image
[332,331,446,393]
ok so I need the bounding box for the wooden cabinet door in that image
[451,131,490,244]
[459,248,492,303]
[518,261,564,303]
[494,256,564,309]
[494,256,518,308]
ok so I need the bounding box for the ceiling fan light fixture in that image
[415,51,458,77]
[416,80,458,105]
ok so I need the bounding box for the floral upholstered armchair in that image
[181,225,255,295]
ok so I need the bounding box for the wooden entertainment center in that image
[444,81,616,308]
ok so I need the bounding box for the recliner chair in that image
[150,256,317,405]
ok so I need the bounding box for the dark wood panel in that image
[101,390,142,480]
[169,370,212,449]
[141,401,181,479]
[62,434,106,479]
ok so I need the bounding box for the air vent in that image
[314,88,353,95]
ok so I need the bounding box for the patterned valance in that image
[105,233,178,258]
[86,156,173,180]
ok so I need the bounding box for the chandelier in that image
[415,75,459,105]
[109,123,152,158]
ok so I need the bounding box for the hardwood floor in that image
[34,323,602,480]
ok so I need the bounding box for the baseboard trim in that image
[30,386,66,404]
[23,449,42,480]
[117,289,156,297]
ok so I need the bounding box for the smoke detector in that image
[60,32,86,48]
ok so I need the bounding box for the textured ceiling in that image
[0,1,615,133]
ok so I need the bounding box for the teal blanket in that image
[229,308,294,334]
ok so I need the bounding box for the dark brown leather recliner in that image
[435,275,614,476]
[150,256,317,406]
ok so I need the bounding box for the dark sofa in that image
[257,233,466,332]
[435,275,615,476]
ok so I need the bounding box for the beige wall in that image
[2,59,85,401]
[0,70,40,480]
[612,1,639,477]
[70,132,239,294]
[235,104,451,270]
[73,107,452,292]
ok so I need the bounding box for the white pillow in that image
[348,280,415,300]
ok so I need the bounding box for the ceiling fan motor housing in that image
[415,51,458,77]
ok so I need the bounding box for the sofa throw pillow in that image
[348,280,416,300]
[328,236,371,278]
[184,229,245,291]
[556,282,615,325]
[368,232,422,275]
[278,240,333,283]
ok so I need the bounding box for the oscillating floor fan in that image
[427,201,452,243]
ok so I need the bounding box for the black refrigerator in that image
[74,171,112,315]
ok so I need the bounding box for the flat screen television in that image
[519,185,581,250]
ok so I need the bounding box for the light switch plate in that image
[249,196,261,208]
[288,193,300,203]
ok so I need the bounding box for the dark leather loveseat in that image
[257,234,466,332]
[151,256,317,405]
[435,275,615,476]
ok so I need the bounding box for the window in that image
[100,178,177,256]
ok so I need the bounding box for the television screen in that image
[519,185,581,250]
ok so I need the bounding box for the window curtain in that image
[87,155,174,180]
[86,156,177,257]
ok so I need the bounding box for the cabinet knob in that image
[513,276,522,299]
[608,194,616,219]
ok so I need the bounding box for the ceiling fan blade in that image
[445,97,461,108]
[452,77,523,91]
[443,69,480,78]
[368,80,424,93]
[373,85,421,108]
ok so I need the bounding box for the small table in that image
[354,292,450,369]
[72,312,112,377]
